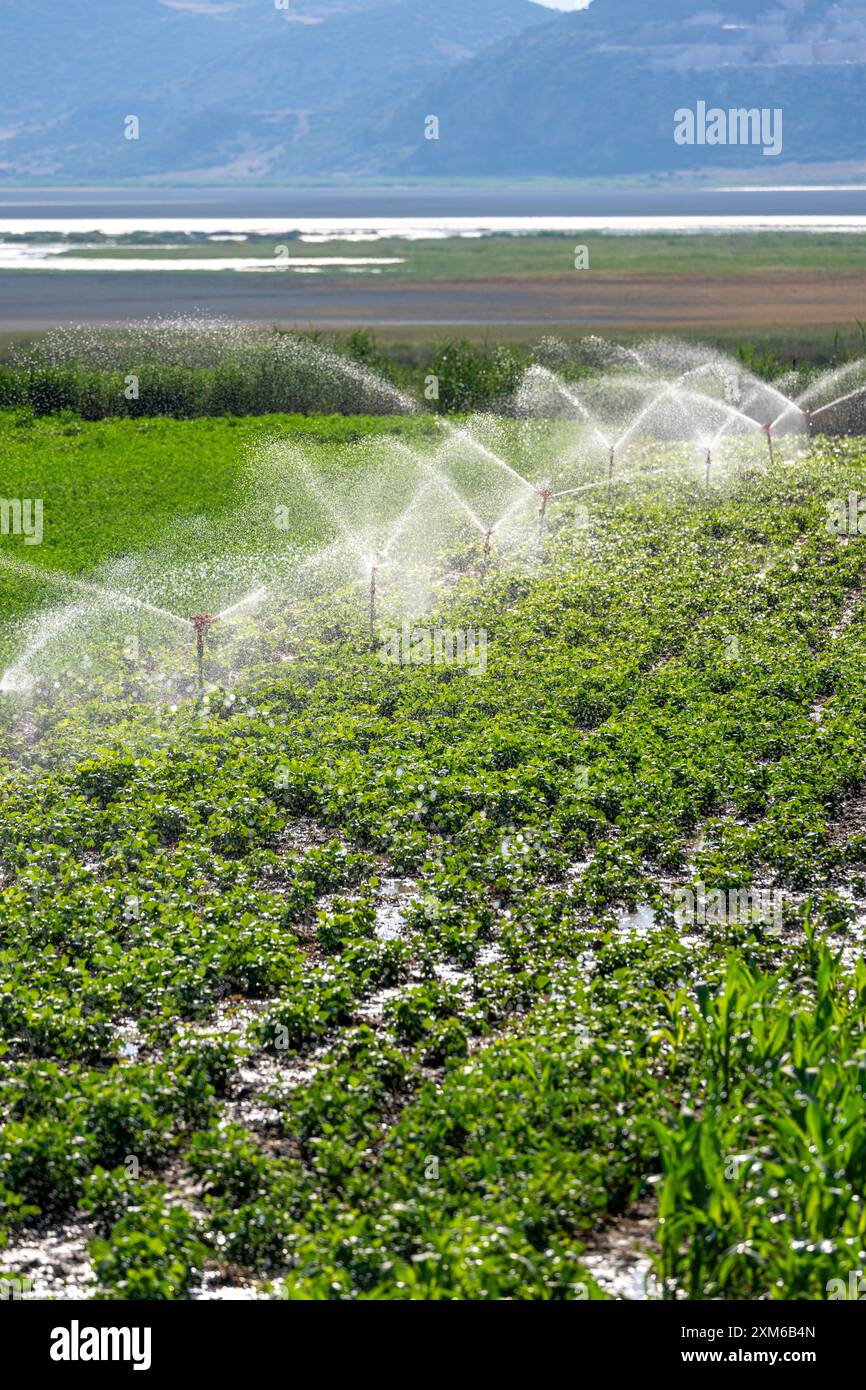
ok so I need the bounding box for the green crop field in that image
[3,409,866,1300]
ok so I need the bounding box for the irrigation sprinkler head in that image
[190,614,218,695]
[537,488,552,536]
[804,407,813,435]
[478,527,495,579]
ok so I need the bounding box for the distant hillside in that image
[0,0,548,182]
[2,0,866,183]
[384,0,866,178]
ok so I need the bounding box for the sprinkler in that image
[537,488,552,536]
[481,528,494,577]
[191,614,217,694]
[804,407,813,439]
[607,446,615,501]
[704,447,712,493]
[762,422,775,467]
[369,564,379,648]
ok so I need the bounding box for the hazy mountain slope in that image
[2,0,866,182]
[0,0,548,181]
[380,0,866,177]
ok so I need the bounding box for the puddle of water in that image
[192,1273,268,1301]
[374,876,418,940]
[617,904,657,936]
[0,1220,96,1301]
[279,817,336,855]
[355,983,403,1026]
[582,1249,658,1301]
[477,943,504,967]
[579,1202,659,1301]
[567,857,593,883]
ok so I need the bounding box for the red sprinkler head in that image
[804,408,813,426]
[762,422,773,435]
[191,614,217,638]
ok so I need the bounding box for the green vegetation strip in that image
[16,233,866,280]
[2,423,866,1297]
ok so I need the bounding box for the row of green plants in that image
[0,332,527,420]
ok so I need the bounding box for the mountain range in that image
[2,0,865,184]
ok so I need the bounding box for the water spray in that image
[191,614,218,694]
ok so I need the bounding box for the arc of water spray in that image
[291,457,386,638]
[525,368,612,454]
[597,379,683,497]
[553,462,693,506]
[611,381,680,457]
[700,396,766,477]
[432,476,514,574]
[769,399,805,433]
[380,479,437,561]
[0,602,87,694]
[292,459,371,569]
[0,554,193,630]
[216,588,267,622]
[728,378,800,462]
[442,426,537,499]
[421,465,488,540]
[434,423,558,564]
[809,383,866,422]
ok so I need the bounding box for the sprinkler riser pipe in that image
[369,566,378,648]
[480,529,493,578]
[191,615,218,695]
